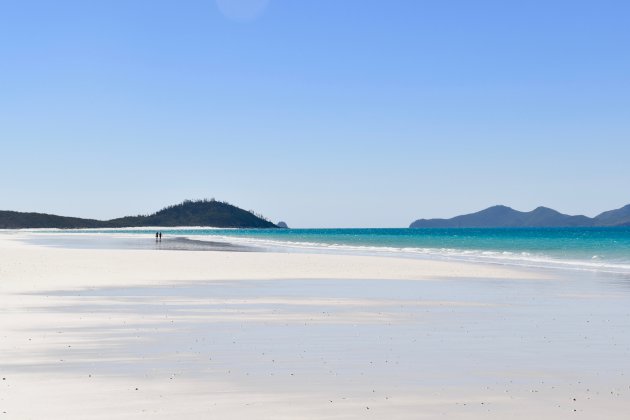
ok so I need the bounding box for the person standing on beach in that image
[155,232,159,242]
[159,232,162,242]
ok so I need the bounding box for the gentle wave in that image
[32,227,630,275]
[182,234,630,275]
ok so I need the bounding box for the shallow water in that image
[42,227,630,274]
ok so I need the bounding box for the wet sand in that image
[1,232,629,419]
[23,232,255,252]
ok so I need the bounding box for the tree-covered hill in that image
[106,200,276,228]
[0,211,103,229]
[0,200,277,229]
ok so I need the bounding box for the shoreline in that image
[1,233,629,418]
[9,229,630,278]
[0,232,549,294]
[22,232,257,253]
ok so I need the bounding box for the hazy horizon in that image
[2,199,629,229]
[2,0,629,228]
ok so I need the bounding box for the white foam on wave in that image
[185,234,630,275]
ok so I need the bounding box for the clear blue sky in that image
[1,0,629,227]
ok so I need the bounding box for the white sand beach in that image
[1,232,629,419]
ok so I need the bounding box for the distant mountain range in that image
[0,200,278,229]
[410,204,630,228]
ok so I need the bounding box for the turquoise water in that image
[73,227,630,274]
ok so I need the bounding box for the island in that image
[410,204,630,228]
[0,199,278,229]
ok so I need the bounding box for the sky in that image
[1,0,629,228]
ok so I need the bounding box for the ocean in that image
[71,227,630,275]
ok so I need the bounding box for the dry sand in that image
[1,232,629,419]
